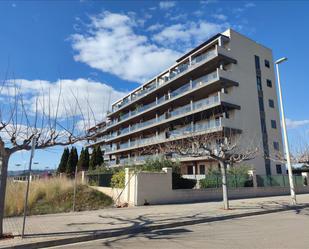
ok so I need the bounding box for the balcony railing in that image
[108,70,219,128]
[107,117,223,154]
[106,93,221,141]
[112,46,220,112]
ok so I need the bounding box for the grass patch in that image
[5,178,113,217]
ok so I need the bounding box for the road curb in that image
[4,204,309,249]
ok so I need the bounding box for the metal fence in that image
[87,173,113,187]
[200,175,253,189]
[256,175,305,187]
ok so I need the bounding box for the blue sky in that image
[1,0,308,171]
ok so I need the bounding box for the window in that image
[187,165,193,175]
[273,141,279,151]
[267,79,272,88]
[271,120,277,129]
[269,99,274,108]
[276,164,282,174]
[254,55,260,70]
[199,165,205,175]
[258,97,265,112]
[261,119,267,133]
[257,76,262,91]
[265,59,270,68]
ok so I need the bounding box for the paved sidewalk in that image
[2,194,309,249]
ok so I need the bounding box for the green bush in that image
[134,157,180,173]
[111,170,125,188]
[200,175,221,188]
[200,164,253,189]
[172,173,196,189]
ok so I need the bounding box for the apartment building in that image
[87,29,284,176]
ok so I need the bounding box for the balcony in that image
[110,45,232,114]
[105,117,224,155]
[106,92,225,143]
[106,69,228,131]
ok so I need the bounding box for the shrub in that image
[134,156,180,173]
[111,170,125,188]
[199,164,253,189]
[172,173,196,189]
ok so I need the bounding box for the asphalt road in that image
[51,208,309,249]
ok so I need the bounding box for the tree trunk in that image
[0,151,9,237]
[219,160,229,210]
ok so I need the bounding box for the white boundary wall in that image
[93,168,309,206]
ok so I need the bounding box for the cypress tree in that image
[89,147,97,171]
[84,148,90,171]
[77,148,85,172]
[96,146,104,166]
[57,147,69,173]
[77,148,90,171]
[66,146,79,177]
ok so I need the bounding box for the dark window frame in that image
[269,99,274,108]
[265,59,270,68]
[267,79,272,88]
[273,141,280,151]
[199,165,205,175]
[187,165,193,175]
[271,120,277,129]
[276,164,282,174]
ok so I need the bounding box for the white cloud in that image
[200,0,218,4]
[286,118,309,129]
[153,21,227,49]
[147,23,164,32]
[5,78,126,122]
[233,2,256,13]
[159,1,176,9]
[212,14,227,21]
[245,2,256,8]
[169,13,187,21]
[71,11,180,83]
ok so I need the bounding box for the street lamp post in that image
[275,57,296,205]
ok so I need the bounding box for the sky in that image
[1,0,308,171]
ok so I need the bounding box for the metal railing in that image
[112,47,218,112]
[113,93,221,139]
[108,117,223,153]
[108,70,220,130]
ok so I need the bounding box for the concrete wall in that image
[91,169,309,206]
[130,168,309,206]
[220,29,284,176]
[90,186,127,205]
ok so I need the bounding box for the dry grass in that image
[5,177,112,217]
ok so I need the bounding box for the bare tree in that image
[0,79,95,237]
[142,130,259,210]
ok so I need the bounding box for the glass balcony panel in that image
[170,82,191,98]
[157,113,166,122]
[170,104,192,117]
[120,127,130,135]
[140,118,156,128]
[110,48,218,114]
[119,112,130,121]
[169,125,192,138]
[119,141,129,150]
[191,48,216,65]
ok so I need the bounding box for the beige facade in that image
[88,29,284,176]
